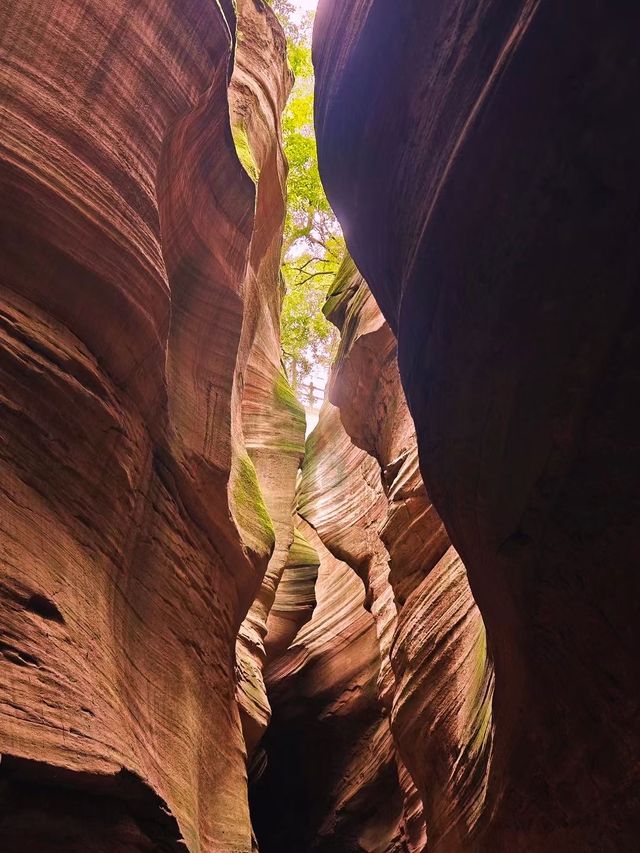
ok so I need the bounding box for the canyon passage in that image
[1,1,639,852]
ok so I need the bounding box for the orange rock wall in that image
[253,516,406,852]
[297,262,493,851]
[230,0,306,760]
[0,1,298,850]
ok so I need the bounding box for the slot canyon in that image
[0,0,639,851]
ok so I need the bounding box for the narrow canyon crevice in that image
[1,1,640,852]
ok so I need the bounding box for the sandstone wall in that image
[314,2,640,849]
[0,1,299,850]
[297,260,493,851]
[253,515,405,852]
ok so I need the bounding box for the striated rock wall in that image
[297,259,493,851]
[230,0,306,760]
[253,516,406,853]
[314,2,640,850]
[263,520,319,661]
[251,251,494,852]
[0,0,298,850]
[7,0,636,847]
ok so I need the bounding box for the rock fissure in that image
[1,0,639,850]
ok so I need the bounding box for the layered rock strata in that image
[253,517,407,853]
[297,260,493,851]
[263,520,319,660]
[230,0,306,760]
[314,2,640,849]
[0,0,298,850]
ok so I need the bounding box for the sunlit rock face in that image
[0,0,297,849]
[314,2,640,849]
[230,0,306,762]
[296,260,493,851]
[264,519,319,660]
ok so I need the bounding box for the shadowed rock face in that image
[5,0,639,848]
[314,2,640,850]
[0,0,299,849]
[253,517,407,853]
[251,253,495,852]
[293,261,493,851]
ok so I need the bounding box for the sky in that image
[290,0,318,25]
[292,0,318,11]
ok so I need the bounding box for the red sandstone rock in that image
[0,0,295,849]
[254,518,406,853]
[264,520,319,660]
[297,261,493,850]
[315,2,640,849]
[229,0,306,760]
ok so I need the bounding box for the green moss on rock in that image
[323,253,359,328]
[232,449,275,556]
[232,123,259,182]
[274,366,306,434]
[277,527,319,612]
[287,527,320,571]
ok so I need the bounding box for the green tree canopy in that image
[268,0,344,392]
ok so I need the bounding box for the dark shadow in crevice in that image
[0,755,186,853]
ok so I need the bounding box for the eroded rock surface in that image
[5,0,636,848]
[0,0,298,849]
[253,517,406,853]
[296,261,493,851]
[315,2,640,849]
[230,0,306,760]
[251,253,494,852]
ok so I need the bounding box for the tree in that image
[280,262,337,392]
[268,1,310,43]
[268,1,344,390]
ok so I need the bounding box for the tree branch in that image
[293,270,334,285]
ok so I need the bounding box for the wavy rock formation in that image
[0,0,297,849]
[298,260,493,851]
[230,0,306,759]
[7,0,637,848]
[264,520,319,660]
[253,517,406,853]
[315,2,640,849]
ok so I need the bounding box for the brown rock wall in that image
[0,0,296,849]
[230,0,305,760]
[298,262,493,850]
[253,517,406,853]
[314,2,640,848]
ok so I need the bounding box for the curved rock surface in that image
[264,520,319,660]
[0,0,297,849]
[299,260,493,851]
[315,2,640,849]
[230,0,306,760]
[6,0,637,848]
[253,517,406,853]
